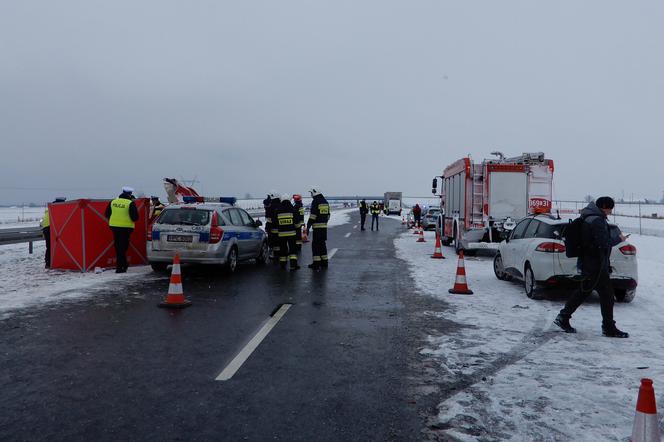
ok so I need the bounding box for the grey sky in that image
[1,1,662,205]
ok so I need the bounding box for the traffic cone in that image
[301,226,309,243]
[402,216,406,225]
[159,253,191,308]
[630,378,661,442]
[449,250,473,294]
[431,233,445,259]
[416,226,426,242]
[413,223,419,233]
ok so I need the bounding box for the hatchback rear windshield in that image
[536,222,566,239]
[158,208,211,226]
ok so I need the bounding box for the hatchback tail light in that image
[209,212,224,244]
[535,242,566,253]
[619,245,636,256]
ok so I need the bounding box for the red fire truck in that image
[432,152,554,253]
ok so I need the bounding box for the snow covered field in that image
[396,229,664,441]
[0,208,354,320]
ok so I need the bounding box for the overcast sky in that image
[1,1,662,205]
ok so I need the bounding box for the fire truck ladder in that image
[470,164,484,227]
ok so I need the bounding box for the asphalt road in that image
[0,213,452,441]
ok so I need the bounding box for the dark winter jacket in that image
[276,200,297,237]
[579,202,622,275]
[293,200,304,228]
[268,197,281,233]
[307,194,330,230]
[359,201,368,215]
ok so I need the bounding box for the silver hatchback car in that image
[147,203,268,272]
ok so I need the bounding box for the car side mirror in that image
[254,220,262,227]
[431,178,438,194]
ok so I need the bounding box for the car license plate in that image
[168,235,193,243]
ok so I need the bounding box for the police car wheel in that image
[150,262,168,272]
[226,247,238,273]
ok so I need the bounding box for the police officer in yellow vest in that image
[41,197,66,268]
[105,187,139,273]
[150,196,165,223]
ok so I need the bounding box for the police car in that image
[147,198,268,272]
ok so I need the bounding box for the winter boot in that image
[602,324,629,338]
[308,263,320,270]
[554,314,576,333]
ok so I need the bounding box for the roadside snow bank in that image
[396,230,664,441]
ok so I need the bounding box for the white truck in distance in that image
[432,152,554,253]
[383,192,402,215]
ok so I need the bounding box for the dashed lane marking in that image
[216,304,292,381]
[345,232,351,238]
[353,225,358,229]
[328,248,338,260]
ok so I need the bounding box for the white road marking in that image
[344,232,351,238]
[216,304,292,381]
[328,248,338,260]
[353,225,358,229]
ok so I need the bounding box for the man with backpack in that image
[554,196,629,338]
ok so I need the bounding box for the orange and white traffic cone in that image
[449,250,473,294]
[630,378,661,442]
[159,253,191,308]
[431,233,445,259]
[402,216,406,225]
[301,226,309,243]
[416,225,426,242]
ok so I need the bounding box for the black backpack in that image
[563,216,585,258]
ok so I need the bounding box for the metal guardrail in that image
[0,226,43,253]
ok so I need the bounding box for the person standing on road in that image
[413,203,422,228]
[41,197,66,268]
[276,194,300,271]
[359,199,368,231]
[293,194,305,251]
[266,191,281,260]
[554,196,629,338]
[370,201,380,231]
[105,187,139,273]
[306,187,330,269]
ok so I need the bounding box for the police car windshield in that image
[158,208,211,226]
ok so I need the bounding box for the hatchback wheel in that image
[493,254,506,280]
[524,264,541,299]
[614,288,636,303]
[226,247,238,273]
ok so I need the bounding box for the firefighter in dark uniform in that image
[370,201,381,231]
[263,193,274,257]
[41,197,66,268]
[293,194,305,251]
[306,187,330,269]
[276,194,300,271]
[268,191,281,260]
[105,187,139,273]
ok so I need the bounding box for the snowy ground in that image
[396,229,664,441]
[0,208,353,320]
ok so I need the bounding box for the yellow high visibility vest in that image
[42,209,50,228]
[108,198,135,228]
